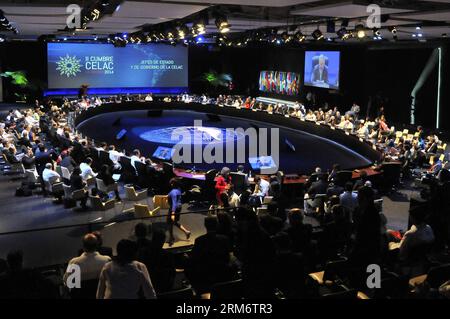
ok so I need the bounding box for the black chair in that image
[99,150,113,167]
[119,156,136,184]
[157,287,194,299]
[229,172,247,195]
[381,162,402,192]
[210,279,244,299]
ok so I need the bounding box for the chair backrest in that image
[229,172,246,194]
[323,258,349,282]
[63,184,72,198]
[134,204,150,218]
[61,166,71,180]
[25,170,38,183]
[55,165,62,176]
[153,195,169,209]
[89,196,103,210]
[124,185,137,200]
[425,263,450,288]
[96,178,107,192]
[263,196,273,204]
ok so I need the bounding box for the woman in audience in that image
[96,239,156,299]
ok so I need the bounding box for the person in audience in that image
[0,250,56,298]
[389,206,435,261]
[286,208,313,255]
[328,163,341,182]
[132,222,152,256]
[97,164,121,201]
[64,233,111,284]
[253,176,270,197]
[304,174,328,214]
[327,182,344,197]
[21,147,35,169]
[42,162,60,184]
[353,170,368,190]
[130,149,145,173]
[108,145,123,171]
[187,216,234,293]
[215,166,232,206]
[60,148,76,173]
[91,231,113,257]
[351,186,384,266]
[96,239,156,299]
[145,229,176,293]
[69,166,89,210]
[340,182,358,216]
[167,178,190,246]
[80,157,97,181]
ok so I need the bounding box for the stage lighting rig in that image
[355,23,366,39]
[177,24,189,40]
[294,31,306,42]
[312,28,324,40]
[0,10,19,34]
[215,15,230,33]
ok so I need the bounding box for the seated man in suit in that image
[304,174,328,214]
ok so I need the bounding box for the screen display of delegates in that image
[304,51,340,90]
[152,146,175,161]
[47,43,188,90]
[259,71,300,95]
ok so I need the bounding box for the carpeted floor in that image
[0,170,414,269]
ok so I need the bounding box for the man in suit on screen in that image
[311,55,329,84]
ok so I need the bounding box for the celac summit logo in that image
[56,54,82,77]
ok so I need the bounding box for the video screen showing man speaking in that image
[304,51,340,90]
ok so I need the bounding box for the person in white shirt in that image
[108,145,123,170]
[389,207,435,261]
[42,163,60,183]
[253,176,270,197]
[80,157,97,180]
[339,182,358,215]
[130,149,144,171]
[97,239,156,299]
[64,233,111,283]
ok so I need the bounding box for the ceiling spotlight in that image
[281,31,292,43]
[177,24,189,39]
[337,27,351,40]
[193,20,206,36]
[215,16,230,33]
[355,24,366,39]
[312,28,324,40]
[388,26,398,40]
[416,26,421,30]
[294,31,306,42]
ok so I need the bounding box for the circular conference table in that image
[74,101,384,182]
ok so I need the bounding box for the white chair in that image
[89,195,115,211]
[60,166,71,181]
[96,178,118,195]
[122,184,148,211]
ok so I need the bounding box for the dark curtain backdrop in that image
[1,41,446,129]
